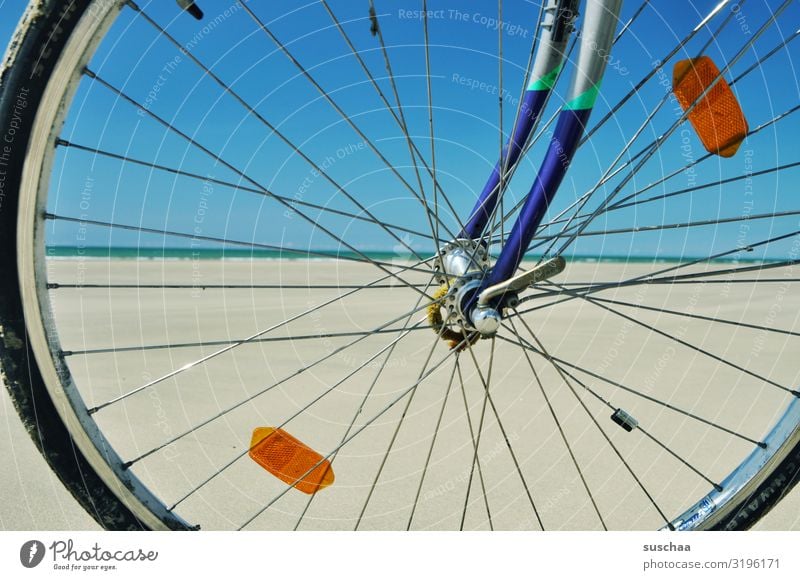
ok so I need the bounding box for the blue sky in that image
[0,1,23,39]
[3,1,799,259]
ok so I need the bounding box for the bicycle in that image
[1,0,799,530]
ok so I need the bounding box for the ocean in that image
[44,246,767,264]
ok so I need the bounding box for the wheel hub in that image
[431,239,500,339]
[434,238,490,283]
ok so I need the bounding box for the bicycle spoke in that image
[160,311,444,513]
[237,1,460,242]
[582,293,800,340]
[354,309,452,530]
[614,0,650,44]
[491,0,781,248]
[550,208,800,240]
[454,358,494,528]
[130,3,427,262]
[60,326,432,358]
[83,69,429,294]
[422,1,442,248]
[169,314,440,514]
[598,100,800,216]
[93,268,438,417]
[593,160,800,219]
[523,256,800,305]
[237,332,469,530]
[56,139,442,245]
[543,281,797,396]
[135,306,436,471]
[460,333,544,530]
[550,2,792,258]
[495,0,505,248]
[50,283,430,291]
[463,0,554,271]
[512,312,673,529]
[406,359,458,530]
[556,362,724,492]
[46,212,434,276]
[535,276,800,287]
[505,317,607,529]
[458,335,495,531]
[530,101,800,240]
[294,276,436,530]
[481,0,678,240]
[730,26,800,85]
[365,0,454,242]
[518,230,800,307]
[496,331,766,447]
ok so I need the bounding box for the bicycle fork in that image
[458,0,624,334]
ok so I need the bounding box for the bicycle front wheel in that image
[2,0,800,530]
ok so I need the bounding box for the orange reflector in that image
[249,427,334,494]
[673,56,748,158]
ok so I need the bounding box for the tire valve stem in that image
[176,0,204,20]
[611,408,638,432]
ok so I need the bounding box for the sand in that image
[2,257,799,530]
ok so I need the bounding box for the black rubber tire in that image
[709,436,800,530]
[0,0,798,532]
[0,0,147,531]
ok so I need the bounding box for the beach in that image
[3,256,799,530]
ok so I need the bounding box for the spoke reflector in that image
[673,56,748,158]
[249,427,334,494]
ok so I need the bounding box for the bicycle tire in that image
[1,0,799,531]
[0,0,188,530]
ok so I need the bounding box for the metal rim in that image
[16,0,190,531]
[10,0,800,530]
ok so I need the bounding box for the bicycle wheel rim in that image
[14,0,190,531]
[7,0,800,530]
